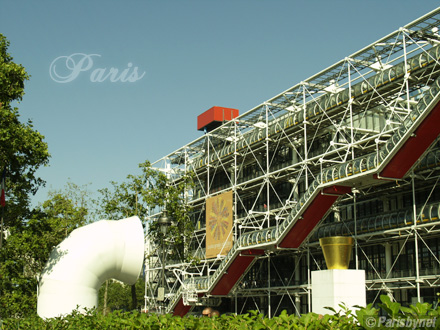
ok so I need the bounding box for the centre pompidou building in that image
[144,7,440,316]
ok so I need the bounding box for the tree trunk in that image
[103,280,108,315]
[131,284,137,310]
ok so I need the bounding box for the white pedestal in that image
[311,269,366,315]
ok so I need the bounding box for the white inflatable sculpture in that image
[37,216,144,318]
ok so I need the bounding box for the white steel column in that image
[234,121,238,243]
[307,247,311,313]
[265,104,270,228]
[268,254,272,318]
[353,189,359,270]
[303,84,309,190]
[348,59,355,160]
[207,134,210,196]
[411,173,421,302]
[385,243,392,277]
[402,30,412,114]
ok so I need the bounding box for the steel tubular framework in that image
[144,8,440,315]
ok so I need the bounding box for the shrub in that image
[1,295,439,329]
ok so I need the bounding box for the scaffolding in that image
[144,7,440,316]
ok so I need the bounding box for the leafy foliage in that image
[0,33,50,225]
[98,160,195,261]
[0,183,93,318]
[98,278,145,315]
[3,295,439,329]
[356,294,440,329]
[1,294,440,329]
[0,34,28,105]
[0,33,52,319]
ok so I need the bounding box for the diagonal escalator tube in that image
[37,216,144,319]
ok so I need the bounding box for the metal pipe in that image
[37,216,144,319]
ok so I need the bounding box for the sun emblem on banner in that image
[208,197,230,240]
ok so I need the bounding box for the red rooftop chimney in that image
[197,106,239,133]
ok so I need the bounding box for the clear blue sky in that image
[1,0,438,207]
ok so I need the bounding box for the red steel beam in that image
[279,185,351,248]
[172,298,193,317]
[380,101,440,179]
[210,249,265,296]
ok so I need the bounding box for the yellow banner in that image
[206,190,233,259]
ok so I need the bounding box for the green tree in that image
[98,172,149,313]
[97,160,194,313]
[0,33,50,229]
[98,160,194,261]
[0,183,93,318]
[0,32,50,318]
[98,279,145,315]
[41,181,93,234]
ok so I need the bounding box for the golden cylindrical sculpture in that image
[319,236,354,270]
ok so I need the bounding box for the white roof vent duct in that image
[37,216,145,319]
